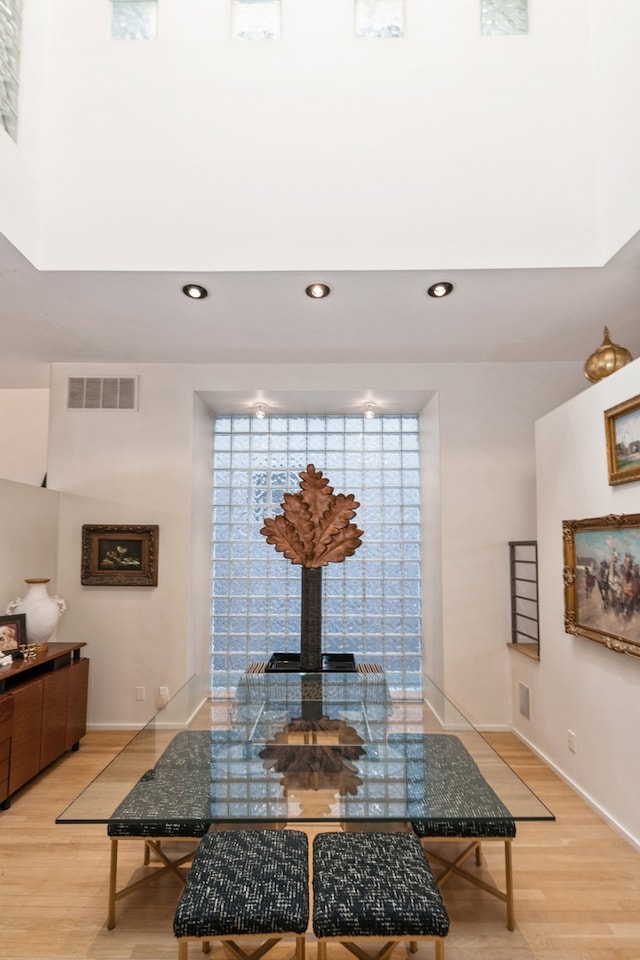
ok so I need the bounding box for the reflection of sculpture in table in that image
[261,464,364,672]
[259,718,366,807]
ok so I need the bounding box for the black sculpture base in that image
[266,652,357,673]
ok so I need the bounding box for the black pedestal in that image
[265,652,357,673]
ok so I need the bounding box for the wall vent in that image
[67,377,138,410]
[518,682,531,720]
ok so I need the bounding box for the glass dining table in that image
[57,666,554,829]
[56,666,554,930]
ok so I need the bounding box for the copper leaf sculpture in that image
[260,464,363,569]
[261,465,364,672]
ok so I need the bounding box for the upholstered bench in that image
[173,829,309,960]
[391,733,517,930]
[106,730,240,929]
[312,832,449,960]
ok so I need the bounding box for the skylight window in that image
[355,0,404,39]
[0,0,22,141]
[111,0,158,41]
[232,0,281,41]
[481,0,528,35]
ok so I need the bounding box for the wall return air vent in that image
[67,377,138,410]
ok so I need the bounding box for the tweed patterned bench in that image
[173,829,309,960]
[391,733,517,930]
[106,730,243,929]
[312,832,449,960]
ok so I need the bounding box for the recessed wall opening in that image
[210,414,423,693]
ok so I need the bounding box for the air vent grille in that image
[67,377,138,410]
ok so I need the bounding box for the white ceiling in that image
[2,228,639,390]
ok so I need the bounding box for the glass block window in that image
[481,0,528,35]
[111,1,158,41]
[232,0,281,41]
[211,416,422,693]
[0,0,22,141]
[355,0,403,39]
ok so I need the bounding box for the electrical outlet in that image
[136,686,145,701]
[568,729,577,753]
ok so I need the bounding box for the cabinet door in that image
[40,667,71,769]
[0,696,13,802]
[66,658,89,750]
[9,678,44,794]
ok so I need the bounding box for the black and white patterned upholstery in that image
[108,730,247,837]
[312,832,449,940]
[173,829,310,940]
[390,733,516,931]
[389,733,516,839]
[107,766,212,838]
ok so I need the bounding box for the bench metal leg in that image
[421,837,515,931]
[107,836,195,930]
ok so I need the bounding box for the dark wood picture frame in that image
[0,613,26,652]
[563,513,640,659]
[604,394,640,485]
[81,524,159,586]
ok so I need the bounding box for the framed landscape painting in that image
[604,394,640,485]
[563,513,640,659]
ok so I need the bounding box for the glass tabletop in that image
[56,670,554,828]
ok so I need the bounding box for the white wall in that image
[590,0,640,255]
[0,0,50,259]
[9,0,632,271]
[513,357,640,848]
[44,359,585,729]
[0,389,49,485]
[0,476,60,629]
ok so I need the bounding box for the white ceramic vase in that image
[5,578,66,645]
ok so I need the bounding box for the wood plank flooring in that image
[0,730,639,960]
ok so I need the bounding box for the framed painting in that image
[604,394,640,485]
[563,513,640,658]
[81,524,159,586]
[0,613,26,653]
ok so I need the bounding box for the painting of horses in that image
[563,513,640,659]
[605,393,640,485]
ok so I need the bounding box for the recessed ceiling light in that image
[305,282,332,299]
[427,281,454,298]
[182,283,209,299]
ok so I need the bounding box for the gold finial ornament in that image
[584,327,633,383]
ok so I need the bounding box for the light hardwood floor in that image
[0,730,639,960]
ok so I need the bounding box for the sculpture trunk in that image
[300,566,322,671]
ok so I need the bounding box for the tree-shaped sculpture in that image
[261,464,364,671]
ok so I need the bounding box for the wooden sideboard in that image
[0,642,89,809]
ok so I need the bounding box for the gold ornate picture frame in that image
[81,524,159,586]
[563,513,640,658]
[604,394,640,485]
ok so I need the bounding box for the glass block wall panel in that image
[211,416,422,693]
[355,0,404,39]
[481,0,528,36]
[232,0,281,41]
[111,1,158,41]
[0,0,22,141]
